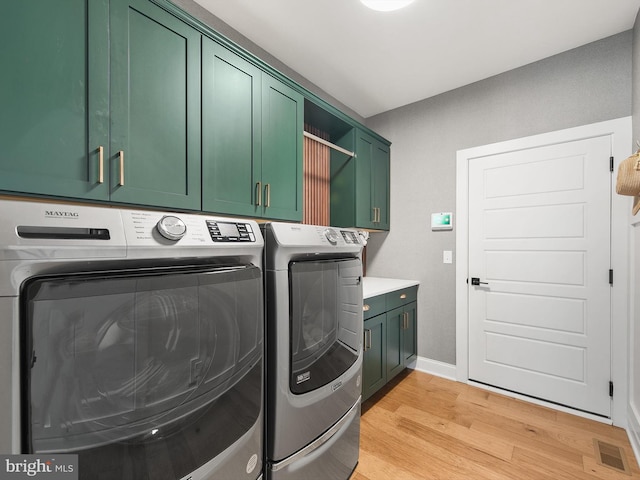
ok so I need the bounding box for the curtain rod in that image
[303,131,355,158]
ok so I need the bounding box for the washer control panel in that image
[207,220,256,242]
[121,210,261,247]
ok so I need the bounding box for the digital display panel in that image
[218,222,240,237]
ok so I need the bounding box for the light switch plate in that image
[443,250,453,264]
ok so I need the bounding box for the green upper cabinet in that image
[1,0,386,221]
[355,130,390,230]
[371,139,390,230]
[261,75,304,221]
[110,0,202,210]
[330,128,390,230]
[202,44,302,221]
[202,38,262,216]
[0,0,109,200]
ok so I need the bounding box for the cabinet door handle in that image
[363,329,371,351]
[363,304,370,312]
[97,146,104,184]
[118,150,125,186]
[400,293,407,299]
[372,207,376,223]
[377,207,381,223]
[403,312,409,329]
[265,183,271,208]
[256,182,262,206]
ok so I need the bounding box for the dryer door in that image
[288,258,362,394]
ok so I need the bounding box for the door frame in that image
[455,117,632,426]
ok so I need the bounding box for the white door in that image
[468,135,612,417]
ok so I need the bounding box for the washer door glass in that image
[22,263,263,479]
[289,258,362,394]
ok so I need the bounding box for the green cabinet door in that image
[356,129,390,230]
[333,128,390,230]
[363,315,386,401]
[0,0,109,200]
[261,75,303,221]
[372,141,390,230]
[355,131,375,229]
[402,301,417,366]
[202,38,262,216]
[386,306,405,381]
[110,0,201,210]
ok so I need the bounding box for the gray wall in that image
[365,32,633,365]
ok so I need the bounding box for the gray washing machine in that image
[262,222,363,480]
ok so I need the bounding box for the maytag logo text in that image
[44,211,79,219]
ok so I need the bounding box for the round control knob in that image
[324,228,339,245]
[157,215,187,241]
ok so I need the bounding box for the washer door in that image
[288,258,362,394]
[22,263,263,480]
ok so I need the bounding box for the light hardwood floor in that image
[353,369,640,480]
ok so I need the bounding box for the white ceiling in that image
[193,0,640,118]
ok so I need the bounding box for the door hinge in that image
[609,269,613,285]
[610,156,614,172]
[610,381,614,398]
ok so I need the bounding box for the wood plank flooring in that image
[353,369,640,480]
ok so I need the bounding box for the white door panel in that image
[468,135,611,417]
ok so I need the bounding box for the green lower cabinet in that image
[386,306,405,381]
[386,301,417,382]
[0,0,109,200]
[362,287,418,402]
[110,0,202,210]
[363,315,387,401]
[402,301,418,365]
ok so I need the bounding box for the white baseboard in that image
[411,356,457,381]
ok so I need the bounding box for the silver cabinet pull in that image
[265,183,271,207]
[400,293,407,299]
[363,304,370,312]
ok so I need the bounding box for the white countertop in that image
[362,276,420,298]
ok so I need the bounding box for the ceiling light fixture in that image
[360,0,415,12]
